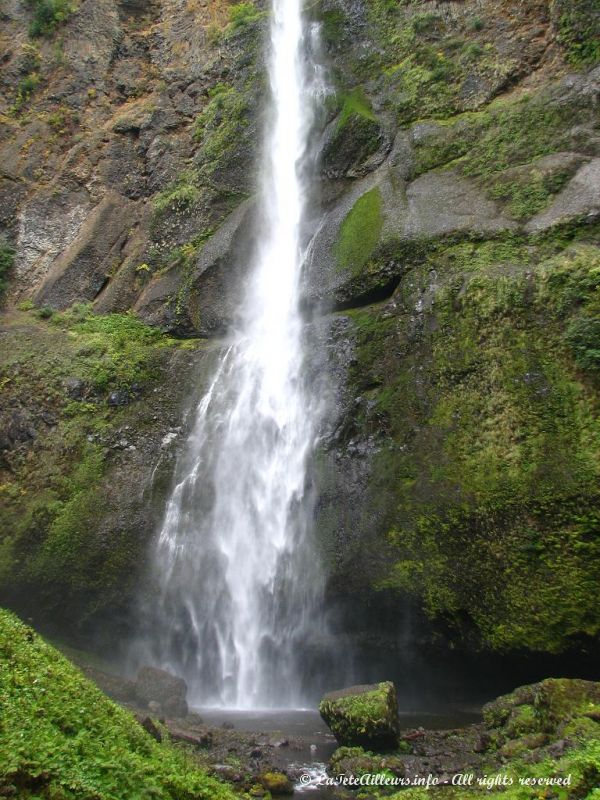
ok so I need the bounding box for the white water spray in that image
[140,0,328,708]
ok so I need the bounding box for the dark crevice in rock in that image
[93,275,110,300]
[333,274,404,311]
[300,273,403,317]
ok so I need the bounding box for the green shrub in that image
[410,12,440,35]
[226,1,264,33]
[553,0,600,66]
[153,171,200,215]
[468,16,484,31]
[51,305,164,391]
[0,238,15,294]
[26,0,75,38]
[565,316,600,371]
[14,72,40,109]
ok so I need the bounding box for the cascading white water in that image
[140,0,328,708]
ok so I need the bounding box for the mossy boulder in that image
[329,746,405,779]
[319,682,399,749]
[483,678,600,743]
[257,771,294,795]
[134,666,188,718]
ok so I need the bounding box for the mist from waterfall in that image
[136,0,331,708]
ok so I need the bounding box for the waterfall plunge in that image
[141,0,328,708]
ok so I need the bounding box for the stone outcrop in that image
[134,666,189,718]
[319,682,399,748]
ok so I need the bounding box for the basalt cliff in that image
[1,0,599,698]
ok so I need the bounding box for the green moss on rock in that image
[551,0,600,66]
[257,771,293,795]
[0,308,192,629]
[0,241,15,296]
[329,746,405,779]
[345,227,600,654]
[391,678,600,800]
[0,608,234,800]
[319,682,399,748]
[193,81,255,187]
[335,188,383,273]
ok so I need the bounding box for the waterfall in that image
[139,0,328,708]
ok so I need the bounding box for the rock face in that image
[0,0,599,686]
[481,678,600,759]
[134,666,188,718]
[319,682,399,748]
[81,666,137,705]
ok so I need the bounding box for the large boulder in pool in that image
[134,666,188,718]
[319,682,399,749]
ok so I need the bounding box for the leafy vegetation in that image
[0,608,234,800]
[25,0,75,38]
[153,171,201,217]
[13,72,41,110]
[412,92,589,181]
[565,316,600,372]
[226,1,265,34]
[489,166,572,220]
[49,304,165,392]
[553,0,600,66]
[0,238,15,294]
[394,679,600,800]
[193,82,252,181]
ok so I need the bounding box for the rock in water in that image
[319,682,399,748]
[134,666,188,718]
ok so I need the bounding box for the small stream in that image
[197,707,482,797]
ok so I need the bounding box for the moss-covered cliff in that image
[0,304,219,637]
[0,0,599,678]
[305,0,600,669]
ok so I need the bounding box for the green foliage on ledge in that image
[0,608,234,800]
[193,83,252,177]
[394,679,600,800]
[412,92,588,179]
[25,0,75,38]
[552,0,600,66]
[153,171,201,218]
[336,89,377,130]
[226,1,266,34]
[49,304,165,392]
